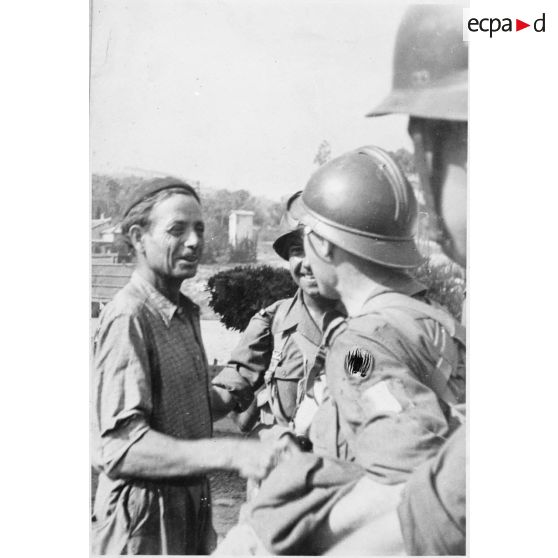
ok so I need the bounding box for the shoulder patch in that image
[344,347,374,378]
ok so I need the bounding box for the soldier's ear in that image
[307,231,334,262]
[129,224,146,254]
[321,238,335,261]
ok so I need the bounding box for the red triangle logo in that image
[516,19,530,31]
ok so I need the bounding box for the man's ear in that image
[128,224,145,255]
[323,238,335,260]
[308,232,334,262]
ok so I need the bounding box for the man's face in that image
[287,236,322,298]
[302,230,339,300]
[141,194,204,281]
[410,118,467,266]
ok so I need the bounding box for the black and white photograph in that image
[89,1,468,554]
[6,0,558,556]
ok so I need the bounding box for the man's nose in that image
[183,230,200,248]
[301,254,312,273]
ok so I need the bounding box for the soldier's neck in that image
[336,263,409,317]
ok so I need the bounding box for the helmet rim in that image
[300,200,424,269]
[367,78,467,121]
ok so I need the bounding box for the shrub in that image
[207,265,296,331]
[410,254,466,321]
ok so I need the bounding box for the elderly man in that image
[92,178,283,555]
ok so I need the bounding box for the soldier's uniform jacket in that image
[310,278,466,484]
[213,289,328,427]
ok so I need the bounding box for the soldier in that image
[212,192,341,445]
[368,4,467,268]
[300,145,465,477]
[215,146,465,555]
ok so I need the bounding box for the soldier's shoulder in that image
[339,298,462,366]
[260,296,293,317]
[332,306,422,355]
[342,311,397,342]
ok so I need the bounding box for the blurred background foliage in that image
[207,265,296,331]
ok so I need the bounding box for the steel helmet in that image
[367,4,468,121]
[272,191,305,260]
[300,146,423,269]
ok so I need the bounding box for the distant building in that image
[228,210,255,248]
[91,217,112,240]
[91,217,128,261]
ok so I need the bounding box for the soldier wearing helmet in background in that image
[368,3,468,269]
[212,192,341,449]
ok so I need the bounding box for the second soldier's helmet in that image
[300,146,423,269]
[367,4,467,122]
[272,191,305,260]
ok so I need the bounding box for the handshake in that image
[227,431,310,481]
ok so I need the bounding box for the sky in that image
[91,0,438,200]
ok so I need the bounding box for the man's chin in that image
[174,264,199,280]
[302,284,325,299]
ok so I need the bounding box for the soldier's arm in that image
[327,326,451,482]
[211,303,279,414]
[318,427,465,555]
[397,425,466,555]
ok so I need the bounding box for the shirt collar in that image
[274,290,325,345]
[130,271,199,327]
[357,275,427,316]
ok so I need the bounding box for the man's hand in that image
[231,438,295,481]
[209,385,238,421]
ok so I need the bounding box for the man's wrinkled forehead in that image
[148,193,203,226]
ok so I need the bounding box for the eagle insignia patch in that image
[344,348,374,378]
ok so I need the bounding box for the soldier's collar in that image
[272,292,299,333]
[272,290,322,342]
[355,277,427,317]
